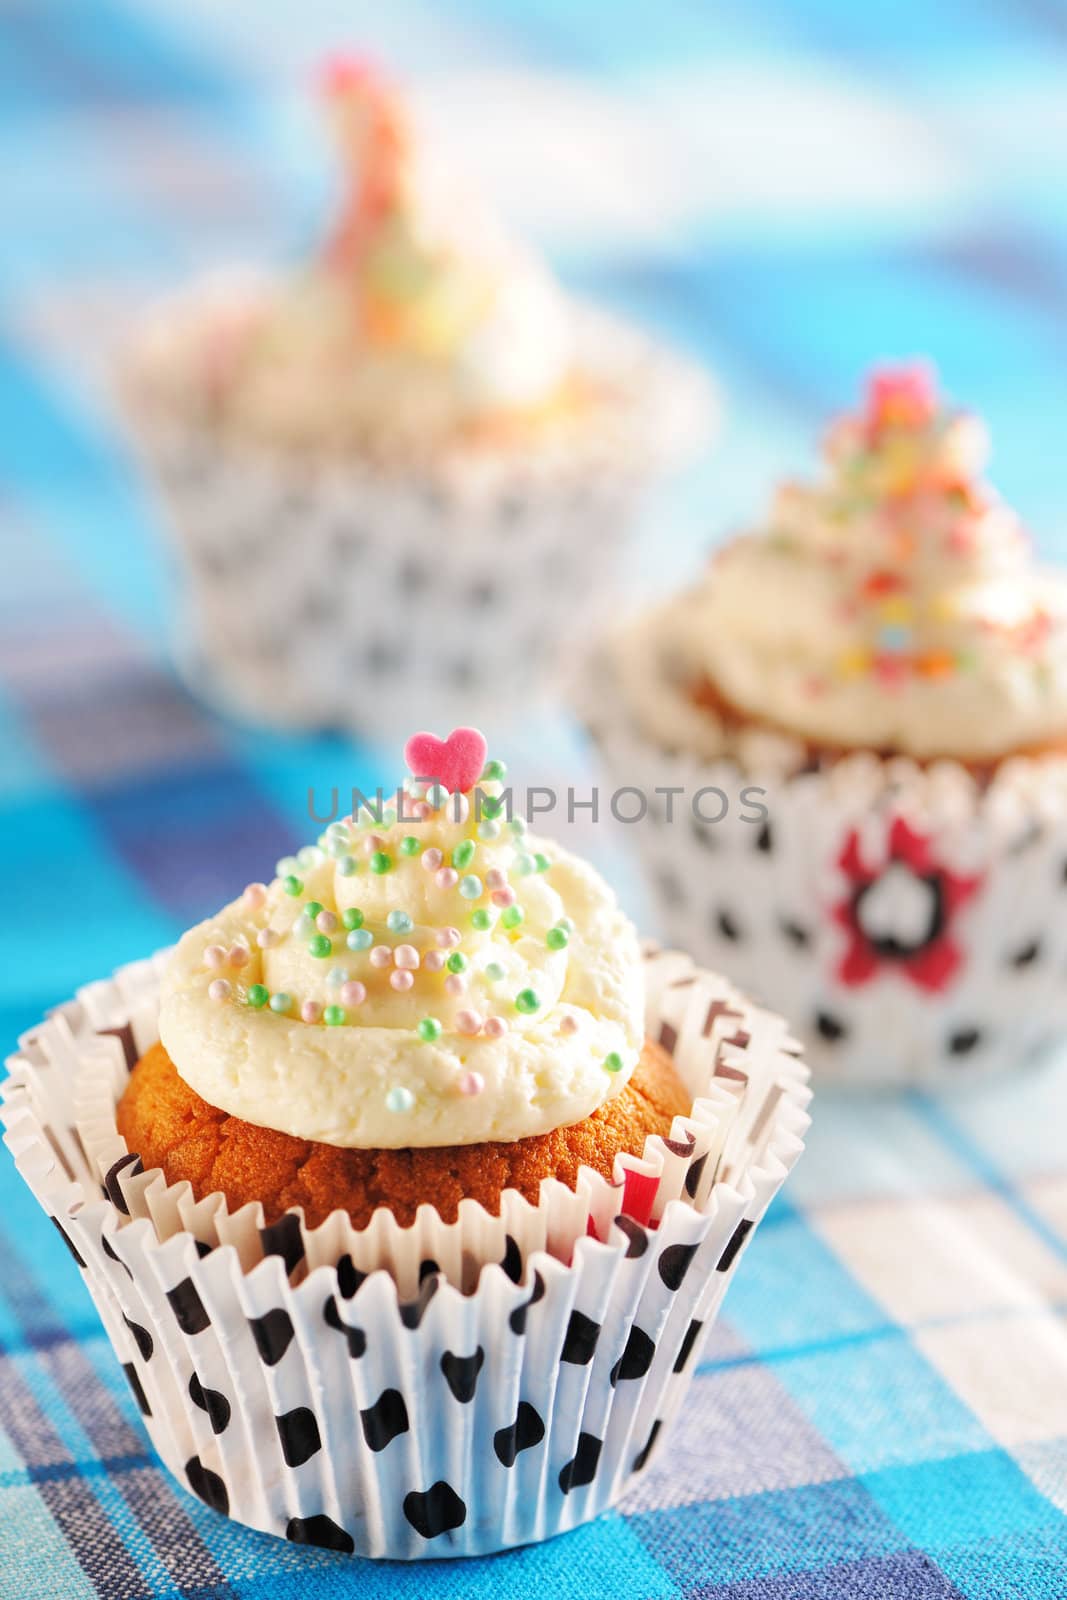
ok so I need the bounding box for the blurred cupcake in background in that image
[125,57,713,736]
[586,367,1067,1085]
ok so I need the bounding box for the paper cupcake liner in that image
[2,947,807,1559]
[126,312,714,737]
[585,646,1067,1088]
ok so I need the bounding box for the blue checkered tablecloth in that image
[4,2,1067,1595]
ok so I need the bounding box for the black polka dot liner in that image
[1,945,808,1558]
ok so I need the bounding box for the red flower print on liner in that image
[833,817,983,993]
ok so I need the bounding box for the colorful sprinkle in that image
[243,883,268,909]
[297,846,321,870]
[484,1016,507,1039]
[515,988,540,1014]
[339,856,358,876]
[417,1017,442,1042]
[257,927,280,949]
[471,909,492,931]
[204,944,227,970]
[342,908,365,931]
[452,839,476,871]
[436,867,460,890]
[560,1014,579,1036]
[282,875,303,897]
[399,836,421,856]
[500,904,524,929]
[446,952,468,974]
[509,818,527,837]
[486,962,506,981]
[456,1011,483,1037]
[437,927,462,949]
[444,974,466,996]
[485,868,507,891]
[208,978,231,1003]
[305,901,324,921]
[390,969,414,992]
[327,967,349,986]
[546,926,569,950]
[386,1086,415,1113]
[516,853,537,875]
[316,910,338,934]
[269,992,292,1014]
[426,783,450,810]
[603,1051,625,1073]
[370,945,392,969]
[340,980,367,1007]
[347,928,374,951]
[308,934,333,959]
[457,1070,485,1095]
[477,820,501,841]
[423,950,446,972]
[301,1000,322,1024]
[246,983,269,1010]
[481,758,507,782]
[324,1004,346,1026]
[534,853,551,874]
[387,909,414,934]
[394,944,420,970]
[459,874,483,900]
[370,851,392,875]
[423,848,444,872]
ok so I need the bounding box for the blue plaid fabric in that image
[4,1,1067,1595]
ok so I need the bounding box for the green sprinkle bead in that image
[452,839,475,870]
[501,905,524,931]
[308,934,333,959]
[604,1051,625,1074]
[399,836,421,857]
[515,988,540,1015]
[482,758,507,782]
[386,1085,415,1113]
[534,853,551,874]
[342,908,364,931]
[370,851,392,875]
[282,874,303,897]
[246,983,269,1009]
[480,796,503,820]
[304,901,324,922]
[324,1004,346,1026]
[446,952,468,974]
[471,909,492,932]
[417,1017,442,1042]
[546,925,569,950]
[269,992,292,1014]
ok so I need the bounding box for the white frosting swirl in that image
[675,371,1067,760]
[158,782,644,1149]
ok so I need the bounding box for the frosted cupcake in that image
[125,58,712,735]
[2,727,807,1559]
[587,368,1067,1085]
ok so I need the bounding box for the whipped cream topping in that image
[675,368,1067,760]
[132,60,577,454]
[158,749,644,1149]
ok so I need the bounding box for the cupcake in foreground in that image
[2,727,807,1559]
[586,367,1067,1085]
[125,57,713,735]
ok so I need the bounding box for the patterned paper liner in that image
[584,634,1067,1088]
[126,310,714,737]
[2,947,807,1560]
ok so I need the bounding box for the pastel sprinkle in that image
[327,967,349,986]
[426,783,450,810]
[423,848,444,872]
[417,1017,442,1042]
[204,944,227,970]
[436,867,460,890]
[269,992,292,1014]
[370,946,392,969]
[394,944,420,970]
[604,1052,625,1073]
[485,868,507,891]
[316,910,338,934]
[484,1016,507,1039]
[208,979,231,1002]
[560,1014,579,1035]
[486,962,506,981]
[339,856,358,876]
[387,910,414,934]
[515,988,540,1014]
[456,1010,483,1036]
[482,758,507,782]
[246,983,269,1010]
[324,1004,346,1026]
[399,836,421,856]
[229,943,250,969]
[423,950,446,972]
[516,854,537,875]
[459,874,483,900]
[477,820,501,841]
[546,926,569,950]
[453,839,476,871]
[390,969,414,992]
[342,908,365,930]
[341,980,367,1007]
[347,928,374,951]
[257,927,280,949]
[446,952,468,974]
[445,974,466,996]
[534,854,551,874]
[471,909,492,931]
[276,856,299,878]
[282,875,303,897]
[437,927,462,949]
[301,1000,322,1023]
[387,1086,415,1114]
[509,818,527,837]
[243,883,268,909]
[458,1070,485,1095]
[370,851,392,875]
[308,934,333,959]
[500,905,524,930]
[305,901,324,921]
[297,846,321,869]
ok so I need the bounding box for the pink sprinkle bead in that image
[455,1010,483,1036]
[485,868,507,891]
[256,927,279,949]
[457,1070,485,1096]
[370,946,392,969]
[204,944,227,970]
[560,1014,579,1036]
[492,887,517,909]
[437,926,462,949]
[316,910,338,934]
[364,834,385,856]
[242,882,268,909]
[484,1016,507,1039]
[436,867,459,890]
[340,980,366,1007]
[445,974,466,997]
[207,978,231,1002]
[394,945,420,970]
[422,848,443,872]
[413,800,432,822]
[423,950,445,972]
[390,969,414,992]
[301,1000,322,1023]
[228,943,249,968]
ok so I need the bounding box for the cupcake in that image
[587,367,1067,1085]
[125,58,712,736]
[2,727,807,1559]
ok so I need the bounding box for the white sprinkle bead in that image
[340,980,367,1007]
[484,1016,507,1039]
[485,868,507,891]
[457,1070,485,1096]
[390,969,414,992]
[256,927,280,949]
[204,944,227,970]
[327,967,348,986]
[492,887,517,909]
[386,1085,415,1113]
[228,943,250,969]
[301,1000,322,1023]
[426,783,450,811]
[242,882,268,909]
[393,944,420,971]
[560,1014,579,1035]
[208,979,231,1002]
[423,950,445,972]
[436,867,459,890]
[450,793,471,824]
[477,820,501,841]
[370,946,392,969]
[315,910,338,934]
[455,1010,483,1036]
[423,848,443,872]
[445,974,466,997]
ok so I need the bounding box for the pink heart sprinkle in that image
[404,727,488,796]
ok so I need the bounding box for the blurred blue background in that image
[4,6,1067,1596]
